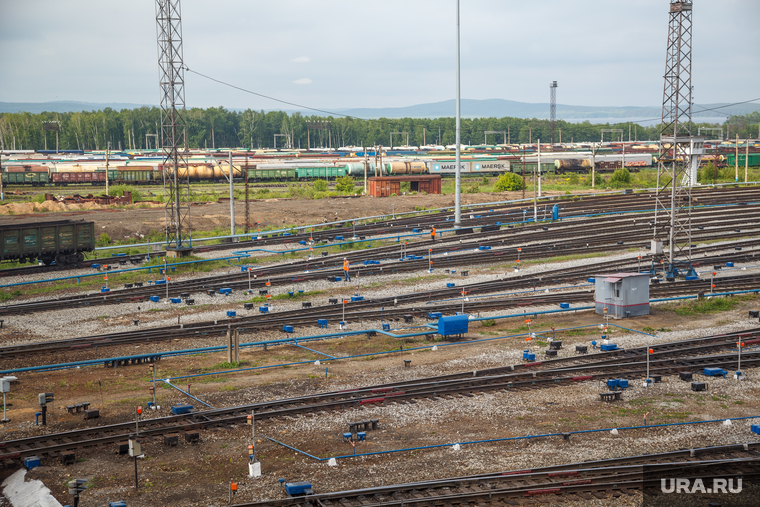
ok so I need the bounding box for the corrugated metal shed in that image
[367,175,441,197]
[594,272,650,319]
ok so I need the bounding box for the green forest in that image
[0,107,756,152]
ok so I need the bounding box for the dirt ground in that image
[0,189,570,243]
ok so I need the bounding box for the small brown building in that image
[367,175,442,197]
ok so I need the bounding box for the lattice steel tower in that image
[156,0,192,255]
[549,81,557,145]
[652,0,703,280]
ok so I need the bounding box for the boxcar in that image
[0,220,95,265]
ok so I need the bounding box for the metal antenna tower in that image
[156,0,192,255]
[652,0,703,280]
[549,81,557,145]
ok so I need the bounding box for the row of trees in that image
[0,107,755,152]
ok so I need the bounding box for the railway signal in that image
[645,348,654,387]
[68,479,88,507]
[711,271,716,294]
[229,481,238,504]
[148,363,157,408]
[736,342,745,379]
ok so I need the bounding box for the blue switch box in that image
[438,314,469,336]
[600,343,618,351]
[171,404,193,415]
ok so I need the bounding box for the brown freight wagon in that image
[52,171,107,186]
[367,175,441,197]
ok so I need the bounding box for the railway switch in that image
[703,368,727,378]
[244,303,254,310]
[575,345,588,354]
[751,425,760,435]
[679,372,693,381]
[691,382,708,392]
[108,502,126,507]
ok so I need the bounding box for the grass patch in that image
[480,319,496,327]
[662,295,751,316]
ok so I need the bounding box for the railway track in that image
[1,211,758,318]
[3,185,759,278]
[1,328,758,466]
[234,444,760,506]
[3,262,759,362]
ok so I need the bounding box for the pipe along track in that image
[3,259,760,362]
[233,443,760,506]
[1,328,758,466]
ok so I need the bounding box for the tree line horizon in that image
[0,107,757,152]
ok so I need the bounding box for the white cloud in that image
[292,78,312,85]
[291,56,310,63]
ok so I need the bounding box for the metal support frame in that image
[653,0,703,281]
[390,132,409,149]
[600,129,623,143]
[307,121,330,150]
[156,0,192,254]
[697,127,723,141]
[273,133,291,150]
[549,81,557,145]
[484,131,508,145]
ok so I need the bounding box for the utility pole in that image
[454,0,462,226]
[156,0,192,256]
[105,143,110,198]
[745,139,749,183]
[652,0,703,281]
[735,134,739,182]
[549,81,557,144]
[592,142,596,189]
[363,147,368,194]
[533,139,538,222]
[229,151,235,237]
[537,139,541,197]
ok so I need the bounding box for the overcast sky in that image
[1,0,758,111]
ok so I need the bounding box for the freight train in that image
[1,153,663,186]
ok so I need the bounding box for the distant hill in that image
[334,99,760,120]
[0,101,151,114]
[2,98,757,119]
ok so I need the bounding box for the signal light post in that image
[737,341,744,380]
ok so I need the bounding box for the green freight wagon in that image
[296,166,348,179]
[0,220,95,266]
[115,168,156,183]
[246,168,297,180]
[726,153,760,167]
[1,166,50,186]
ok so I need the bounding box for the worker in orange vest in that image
[343,257,351,282]
[431,227,436,242]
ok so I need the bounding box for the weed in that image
[481,319,496,327]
